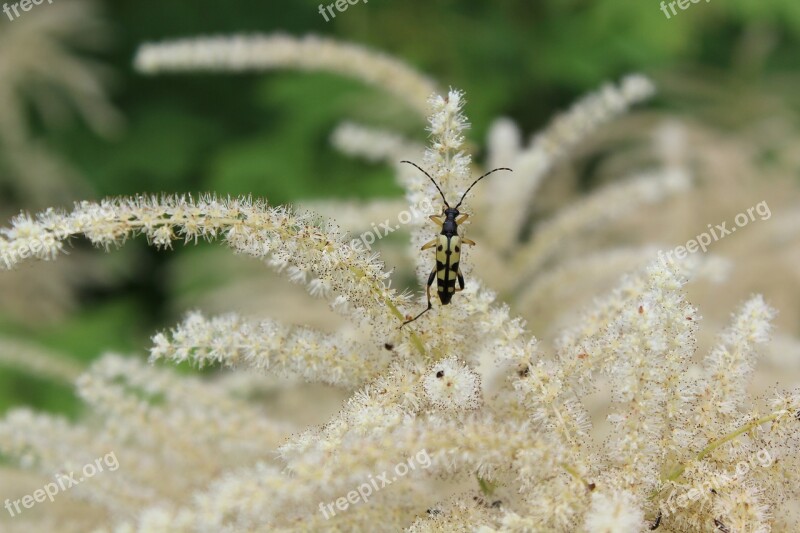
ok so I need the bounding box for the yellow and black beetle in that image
[400,160,512,327]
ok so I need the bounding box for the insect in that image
[714,518,731,533]
[649,511,662,530]
[400,160,512,327]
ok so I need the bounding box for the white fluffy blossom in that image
[1,34,799,533]
[583,489,645,533]
[422,356,482,411]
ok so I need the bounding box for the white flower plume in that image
[1,34,798,532]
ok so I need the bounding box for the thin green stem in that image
[648,411,783,503]
[664,413,779,482]
[347,265,426,356]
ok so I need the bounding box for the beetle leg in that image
[456,271,465,292]
[421,238,438,250]
[462,237,476,246]
[401,268,436,328]
[429,215,444,226]
[455,213,470,224]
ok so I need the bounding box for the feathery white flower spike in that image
[0,196,416,347]
[134,34,438,115]
[150,311,390,389]
[482,75,656,252]
[510,168,690,292]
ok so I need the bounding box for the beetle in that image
[400,160,512,327]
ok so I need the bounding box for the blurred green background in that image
[1,0,799,416]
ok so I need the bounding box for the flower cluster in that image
[0,34,798,533]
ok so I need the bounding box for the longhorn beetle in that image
[400,160,512,328]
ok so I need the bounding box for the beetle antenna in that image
[401,160,449,207]
[454,167,512,209]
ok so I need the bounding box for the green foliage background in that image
[2,0,799,416]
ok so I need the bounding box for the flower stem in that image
[643,410,790,508]
[347,265,426,356]
[664,413,779,482]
